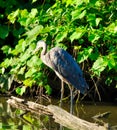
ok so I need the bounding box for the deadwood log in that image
[7,96,52,115]
[7,96,108,130]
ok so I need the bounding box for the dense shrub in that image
[0,0,117,96]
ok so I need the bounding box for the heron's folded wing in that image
[48,47,88,94]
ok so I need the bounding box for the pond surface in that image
[0,96,117,130]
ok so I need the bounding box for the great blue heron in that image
[34,40,88,113]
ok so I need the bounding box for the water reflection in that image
[0,96,117,130]
[0,97,60,130]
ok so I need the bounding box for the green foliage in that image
[0,0,117,95]
[0,25,9,39]
[16,86,26,96]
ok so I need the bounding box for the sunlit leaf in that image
[70,27,86,42]
[107,54,116,70]
[71,8,85,21]
[30,8,38,17]
[18,9,29,26]
[70,31,82,42]
[8,9,19,23]
[88,33,100,43]
[18,66,26,75]
[23,78,33,87]
[96,18,102,26]
[78,47,93,63]
[23,114,34,123]
[62,0,72,6]
[16,86,26,96]
[27,55,42,67]
[55,31,68,43]
[45,85,52,95]
[32,0,37,3]
[78,10,86,19]
[19,51,31,63]
[25,25,43,42]
[106,23,117,33]
[91,56,108,76]
[1,45,11,54]
[23,125,32,130]
[8,75,14,90]
[1,58,13,68]
[25,68,37,78]
[105,77,112,86]
[56,43,67,50]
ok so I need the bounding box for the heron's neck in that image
[40,43,47,58]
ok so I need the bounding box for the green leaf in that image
[30,8,38,18]
[11,39,26,55]
[8,9,19,23]
[16,86,26,96]
[107,59,115,70]
[25,68,37,78]
[1,45,11,54]
[18,66,26,75]
[70,27,86,42]
[23,125,32,130]
[106,23,117,33]
[89,51,99,61]
[42,26,53,33]
[107,54,116,70]
[0,67,5,74]
[56,43,67,50]
[87,13,96,21]
[27,55,42,67]
[78,10,86,19]
[23,78,34,87]
[87,13,96,26]
[19,52,31,63]
[105,77,112,86]
[71,8,85,21]
[45,85,52,95]
[71,10,81,20]
[70,31,82,42]
[32,0,37,3]
[78,47,93,63]
[18,9,29,26]
[62,0,72,6]
[55,31,68,43]
[91,56,108,76]
[96,18,102,26]
[88,32,100,43]
[25,25,43,42]
[23,114,34,124]
[63,0,83,7]
[0,25,9,39]
[1,58,13,68]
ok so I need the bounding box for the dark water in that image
[0,96,117,130]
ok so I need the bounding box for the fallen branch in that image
[92,111,111,119]
[7,96,52,115]
[7,96,108,130]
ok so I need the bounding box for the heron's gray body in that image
[37,43,88,94]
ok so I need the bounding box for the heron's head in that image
[33,40,46,53]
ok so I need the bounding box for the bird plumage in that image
[34,41,88,94]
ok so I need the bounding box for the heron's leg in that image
[60,80,64,107]
[68,85,74,114]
